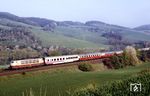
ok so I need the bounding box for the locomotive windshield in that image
[10,61,14,63]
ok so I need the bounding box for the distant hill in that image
[134,24,150,35]
[0,12,38,26]
[134,24,150,31]
[0,12,150,49]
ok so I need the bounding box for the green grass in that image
[54,26,107,44]
[31,28,107,49]
[0,62,150,96]
[121,29,150,41]
[0,65,9,69]
[30,26,150,49]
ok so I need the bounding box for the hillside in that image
[0,12,150,49]
[134,24,150,31]
[134,24,150,35]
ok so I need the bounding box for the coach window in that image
[63,58,65,60]
[21,61,24,64]
[60,58,62,60]
[33,60,35,63]
[54,59,56,61]
[51,59,53,61]
[57,58,59,61]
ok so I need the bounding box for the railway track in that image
[0,59,102,77]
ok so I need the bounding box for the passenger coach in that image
[44,55,80,65]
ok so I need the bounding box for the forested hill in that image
[0,12,150,49]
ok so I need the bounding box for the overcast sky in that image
[0,0,150,27]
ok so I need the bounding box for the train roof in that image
[11,58,43,62]
[79,52,102,56]
[79,51,123,56]
[44,54,79,58]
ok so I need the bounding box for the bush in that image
[72,72,150,96]
[22,72,26,75]
[102,58,114,69]
[110,54,125,69]
[78,63,93,72]
[139,50,150,62]
[103,54,125,69]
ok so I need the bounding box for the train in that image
[9,47,150,69]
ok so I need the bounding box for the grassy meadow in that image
[30,27,108,49]
[0,62,150,96]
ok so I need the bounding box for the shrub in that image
[78,63,93,72]
[139,50,150,62]
[102,58,114,69]
[110,54,125,69]
[72,72,150,96]
[22,72,26,75]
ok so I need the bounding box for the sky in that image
[0,0,150,28]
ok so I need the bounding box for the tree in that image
[124,46,140,66]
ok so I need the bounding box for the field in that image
[31,28,106,49]
[0,62,150,96]
[121,29,150,41]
